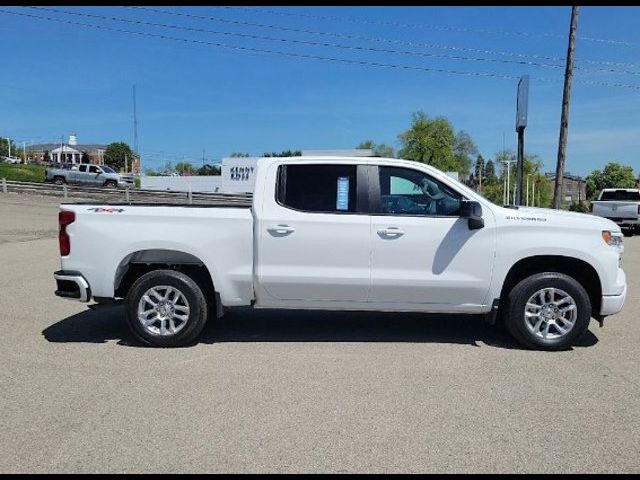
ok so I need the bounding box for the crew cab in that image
[591,188,640,236]
[53,157,627,350]
[46,163,131,188]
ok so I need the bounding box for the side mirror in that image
[460,200,484,230]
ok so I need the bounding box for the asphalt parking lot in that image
[1,192,639,473]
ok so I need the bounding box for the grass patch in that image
[0,164,46,183]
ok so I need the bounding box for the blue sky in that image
[1,6,639,175]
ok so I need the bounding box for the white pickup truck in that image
[54,156,627,350]
[591,188,640,237]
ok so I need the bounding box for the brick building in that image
[545,172,587,205]
[27,135,139,174]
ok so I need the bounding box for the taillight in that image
[58,210,75,256]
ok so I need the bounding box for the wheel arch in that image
[499,255,602,317]
[114,249,219,313]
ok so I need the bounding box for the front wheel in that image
[504,272,591,351]
[53,176,66,185]
[105,180,118,189]
[126,269,209,347]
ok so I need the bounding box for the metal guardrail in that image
[0,178,253,206]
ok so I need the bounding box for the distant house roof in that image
[545,172,585,182]
[27,143,107,153]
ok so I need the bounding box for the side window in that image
[277,164,358,214]
[378,166,462,216]
[89,165,100,173]
[78,164,87,173]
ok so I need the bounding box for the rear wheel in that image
[126,269,208,347]
[504,272,591,350]
[53,176,66,185]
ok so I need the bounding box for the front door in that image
[255,163,371,305]
[369,165,495,307]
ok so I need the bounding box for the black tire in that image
[126,269,209,347]
[622,229,633,237]
[105,180,118,189]
[53,176,66,185]
[504,272,591,351]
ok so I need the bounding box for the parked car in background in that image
[53,156,626,351]
[45,163,132,188]
[591,188,640,236]
[1,156,22,164]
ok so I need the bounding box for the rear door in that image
[255,162,371,305]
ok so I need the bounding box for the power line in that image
[0,8,523,80]
[3,8,640,91]
[24,6,640,78]
[125,6,568,66]
[127,6,640,71]
[216,6,638,48]
[22,6,567,71]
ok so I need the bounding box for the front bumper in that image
[54,270,91,302]
[600,283,627,317]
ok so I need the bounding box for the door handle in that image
[377,227,405,237]
[268,224,295,235]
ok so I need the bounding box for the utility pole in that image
[553,6,579,209]
[133,84,139,155]
[532,181,536,207]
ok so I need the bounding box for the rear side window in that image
[78,164,87,173]
[277,164,358,213]
[601,190,640,201]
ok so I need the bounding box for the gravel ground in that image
[0,193,638,473]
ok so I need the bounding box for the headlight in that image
[602,230,623,247]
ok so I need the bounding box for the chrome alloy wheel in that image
[524,287,578,340]
[137,285,190,336]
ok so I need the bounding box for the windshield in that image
[101,166,116,174]
[600,190,640,201]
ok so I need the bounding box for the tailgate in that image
[592,201,639,220]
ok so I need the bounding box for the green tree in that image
[263,150,302,157]
[175,162,195,175]
[197,164,221,176]
[0,137,18,158]
[356,140,395,158]
[585,162,637,200]
[104,142,134,172]
[397,111,459,172]
[484,160,497,184]
[230,152,250,158]
[144,168,158,176]
[482,150,551,207]
[453,131,477,175]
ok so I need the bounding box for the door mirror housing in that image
[460,200,484,230]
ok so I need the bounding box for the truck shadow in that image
[42,305,599,350]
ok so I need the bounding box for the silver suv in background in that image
[45,163,131,188]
